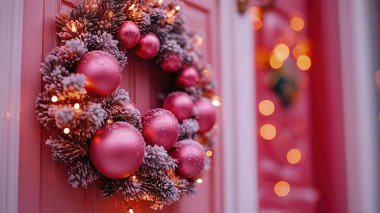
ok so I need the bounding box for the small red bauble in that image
[170,139,205,179]
[142,109,179,150]
[160,53,183,72]
[163,92,193,121]
[89,122,145,179]
[117,21,141,49]
[135,33,160,59]
[194,98,216,133]
[177,67,200,87]
[76,50,121,97]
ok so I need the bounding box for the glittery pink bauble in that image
[76,50,121,97]
[135,33,160,59]
[118,21,141,49]
[177,67,200,87]
[163,92,193,121]
[160,53,183,72]
[194,98,216,133]
[170,139,205,179]
[142,109,179,150]
[89,122,145,179]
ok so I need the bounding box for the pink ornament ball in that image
[76,50,121,97]
[142,109,180,150]
[135,33,160,59]
[170,139,205,179]
[160,53,183,72]
[163,92,194,121]
[118,21,141,49]
[177,67,200,87]
[89,122,145,179]
[194,98,216,133]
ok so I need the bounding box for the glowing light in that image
[293,42,310,58]
[274,43,290,60]
[258,100,275,116]
[260,124,276,140]
[175,5,181,11]
[63,128,70,134]
[269,54,284,69]
[71,23,77,33]
[74,103,80,110]
[107,119,113,124]
[274,181,290,197]
[287,149,302,164]
[290,16,305,32]
[157,0,164,6]
[51,96,58,103]
[206,150,213,157]
[297,55,312,71]
[211,96,222,107]
[128,207,134,213]
[196,178,203,184]
[108,11,114,17]
[251,7,263,31]
[128,4,136,10]
[132,175,137,182]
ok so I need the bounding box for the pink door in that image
[19,0,222,212]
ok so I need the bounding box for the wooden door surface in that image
[18,0,222,213]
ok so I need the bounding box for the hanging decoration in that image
[35,0,219,210]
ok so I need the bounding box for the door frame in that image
[0,0,23,213]
[219,1,258,212]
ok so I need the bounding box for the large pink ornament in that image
[142,109,179,150]
[118,21,141,49]
[76,50,121,97]
[170,139,205,179]
[177,67,200,87]
[135,33,160,59]
[160,53,183,72]
[89,122,145,179]
[194,98,216,133]
[163,92,193,121]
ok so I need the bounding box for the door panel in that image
[19,0,221,213]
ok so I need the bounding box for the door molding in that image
[219,1,258,212]
[0,0,24,212]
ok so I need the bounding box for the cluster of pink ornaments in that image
[76,21,216,180]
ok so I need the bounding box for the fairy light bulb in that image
[107,119,113,124]
[157,0,163,6]
[74,103,80,110]
[71,23,77,33]
[206,150,213,157]
[128,3,136,11]
[51,96,58,103]
[211,96,222,107]
[196,178,203,184]
[63,128,70,134]
[128,207,134,213]
[175,5,181,11]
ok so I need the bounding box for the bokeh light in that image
[251,7,263,31]
[274,43,290,60]
[290,16,305,31]
[260,124,277,140]
[287,149,302,164]
[270,54,284,69]
[274,181,290,197]
[297,55,311,71]
[259,100,275,116]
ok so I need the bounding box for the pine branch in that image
[45,136,87,164]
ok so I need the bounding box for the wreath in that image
[35,0,219,210]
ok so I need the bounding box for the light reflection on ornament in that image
[297,55,311,71]
[287,149,302,164]
[290,16,305,32]
[260,124,276,140]
[274,181,290,197]
[258,100,275,116]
